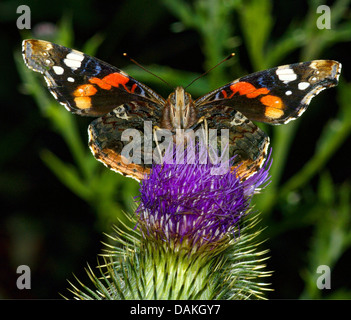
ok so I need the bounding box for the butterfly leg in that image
[152,125,164,164]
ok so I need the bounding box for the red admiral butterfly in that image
[22,39,341,181]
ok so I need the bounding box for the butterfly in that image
[22,39,341,181]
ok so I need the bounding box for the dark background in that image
[1,0,350,299]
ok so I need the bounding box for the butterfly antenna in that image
[185,53,235,90]
[123,53,172,89]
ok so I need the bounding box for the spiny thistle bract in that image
[67,148,272,300]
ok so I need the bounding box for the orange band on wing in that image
[230,82,270,98]
[89,72,131,92]
[103,72,129,87]
[260,95,284,119]
[246,87,270,98]
[89,77,112,90]
[90,145,149,181]
[74,96,92,109]
[130,83,138,93]
[229,82,284,119]
[230,82,256,96]
[74,84,97,97]
[73,84,97,109]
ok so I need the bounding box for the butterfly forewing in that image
[195,60,341,124]
[22,39,165,117]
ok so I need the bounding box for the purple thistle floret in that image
[136,149,271,251]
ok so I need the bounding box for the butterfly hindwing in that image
[87,100,166,180]
[196,110,270,179]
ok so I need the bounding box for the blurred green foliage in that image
[3,0,351,298]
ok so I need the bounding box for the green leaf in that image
[317,171,335,205]
[82,33,106,57]
[238,0,273,70]
[41,149,92,200]
[280,81,351,198]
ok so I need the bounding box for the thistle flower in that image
[137,150,270,254]
[68,147,272,300]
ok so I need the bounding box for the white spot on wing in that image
[64,51,85,70]
[276,67,297,83]
[66,51,84,62]
[285,90,292,95]
[64,58,81,70]
[67,77,75,82]
[53,66,64,75]
[298,82,310,90]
